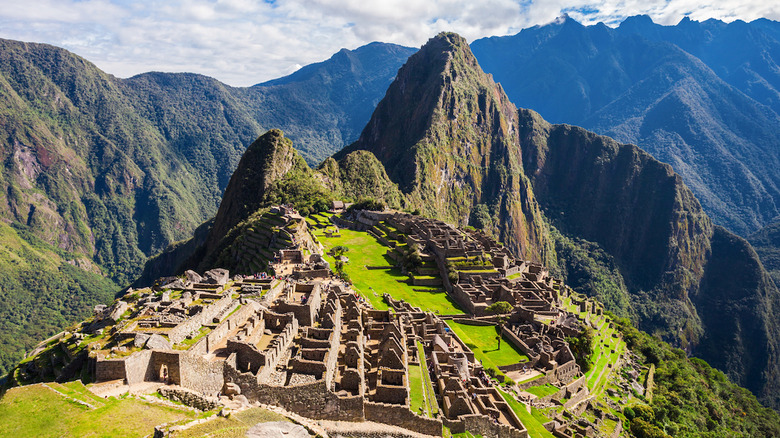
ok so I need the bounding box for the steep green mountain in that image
[139,129,405,279]
[0,37,414,375]
[337,32,551,264]
[470,15,780,236]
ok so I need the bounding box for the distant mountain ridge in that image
[471,15,780,236]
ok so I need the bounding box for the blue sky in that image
[0,0,777,86]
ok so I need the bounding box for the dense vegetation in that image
[0,223,116,375]
[616,316,780,437]
[565,326,594,373]
[550,227,633,319]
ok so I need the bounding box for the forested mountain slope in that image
[0,37,414,374]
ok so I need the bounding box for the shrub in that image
[485,301,514,315]
[347,197,385,212]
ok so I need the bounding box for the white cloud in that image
[0,0,777,86]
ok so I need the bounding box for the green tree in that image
[566,326,594,373]
[485,301,514,315]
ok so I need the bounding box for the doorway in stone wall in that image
[159,364,169,383]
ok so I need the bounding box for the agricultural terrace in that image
[309,216,463,315]
[559,295,626,394]
[446,321,529,370]
[0,381,203,437]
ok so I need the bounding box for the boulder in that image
[184,270,203,284]
[107,301,128,322]
[204,268,229,285]
[223,381,241,396]
[93,304,107,317]
[144,334,172,350]
[161,279,187,290]
[134,333,151,348]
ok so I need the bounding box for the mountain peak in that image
[205,129,305,247]
[339,31,549,262]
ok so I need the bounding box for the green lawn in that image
[446,321,528,370]
[525,383,560,398]
[408,363,426,414]
[498,388,554,438]
[0,382,201,437]
[319,228,463,314]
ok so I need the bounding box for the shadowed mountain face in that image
[518,109,780,409]
[471,15,780,236]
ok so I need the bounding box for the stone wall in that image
[450,285,477,314]
[151,351,182,384]
[197,302,257,355]
[179,353,225,397]
[364,401,442,437]
[563,387,589,410]
[461,414,528,438]
[566,374,586,394]
[501,325,537,364]
[95,358,127,382]
[168,295,233,344]
[225,360,364,421]
[227,339,266,374]
[293,268,330,280]
[158,385,219,411]
[124,349,153,385]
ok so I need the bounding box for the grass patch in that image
[320,228,463,314]
[172,406,292,438]
[0,383,199,437]
[584,324,624,393]
[525,383,559,398]
[447,321,528,369]
[174,326,213,350]
[498,388,555,438]
[416,341,439,418]
[408,363,425,414]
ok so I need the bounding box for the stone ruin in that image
[72,208,628,438]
